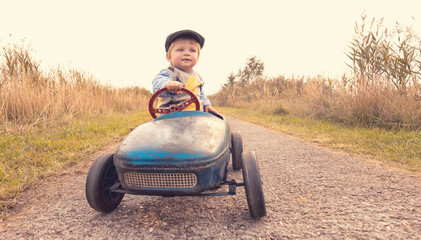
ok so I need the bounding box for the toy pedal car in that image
[85,88,266,218]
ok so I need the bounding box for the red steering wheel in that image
[148,87,200,119]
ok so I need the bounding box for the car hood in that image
[114,111,230,167]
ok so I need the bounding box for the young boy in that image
[152,30,218,115]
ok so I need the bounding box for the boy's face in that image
[166,38,199,73]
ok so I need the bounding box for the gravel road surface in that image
[1,117,420,239]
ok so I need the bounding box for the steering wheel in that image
[148,87,200,119]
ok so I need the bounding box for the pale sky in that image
[1,0,421,94]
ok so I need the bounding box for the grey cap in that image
[165,30,205,52]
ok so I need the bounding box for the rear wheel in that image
[231,132,243,170]
[85,152,124,213]
[242,151,266,218]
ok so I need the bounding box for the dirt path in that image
[1,117,421,239]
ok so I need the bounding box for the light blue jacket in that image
[152,66,212,108]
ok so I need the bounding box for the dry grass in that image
[212,14,421,129]
[0,44,151,129]
[211,75,421,129]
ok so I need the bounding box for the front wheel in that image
[242,151,266,218]
[85,152,124,213]
[231,132,243,170]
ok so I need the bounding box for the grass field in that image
[0,111,151,208]
[209,19,421,173]
[216,107,421,173]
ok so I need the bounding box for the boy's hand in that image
[166,81,183,94]
[204,105,219,114]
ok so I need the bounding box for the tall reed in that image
[0,45,151,129]
[211,15,421,130]
[211,74,421,129]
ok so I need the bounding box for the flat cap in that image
[165,30,205,52]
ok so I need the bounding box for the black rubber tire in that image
[85,152,124,213]
[242,151,266,218]
[231,132,243,170]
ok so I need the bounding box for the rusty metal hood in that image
[114,111,230,168]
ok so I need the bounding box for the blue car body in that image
[114,111,231,196]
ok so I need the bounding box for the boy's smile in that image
[166,38,199,73]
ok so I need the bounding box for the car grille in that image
[124,172,197,188]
